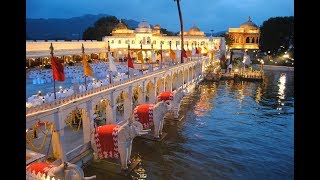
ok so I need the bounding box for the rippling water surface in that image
[84,69,294,179]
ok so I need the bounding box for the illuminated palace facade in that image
[26,19,224,68]
[227,16,260,51]
[103,19,223,61]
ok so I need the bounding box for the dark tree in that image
[82,16,128,40]
[259,16,294,54]
[220,33,234,51]
[160,28,175,36]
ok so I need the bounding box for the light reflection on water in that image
[84,70,294,179]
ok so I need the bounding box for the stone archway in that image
[156,78,164,96]
[184,68,188,84]
[189,67,193,82]
[132,85,143,109]
[165,75,171,91]
[172,72,178,91]
[145,81,155,103]
[94,99,113,125]
[63,107,89,154]
[116,91,130,122]
[177,70,183,89]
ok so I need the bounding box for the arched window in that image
[251,37,255,43]
[118,40,121,44]
[147,37,151,44]
[246,37,250,43]
[235,36,239,43]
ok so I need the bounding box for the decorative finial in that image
[49,43,54,55]
[81,43,85,53]
[119,19,122,23]
[248,16,251,22]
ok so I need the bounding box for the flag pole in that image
[160,42,163,69]
[82,44,87,91]
[49,43,57,100]
[151,43,153,71]
[128,44,130,79]
[169,41,172,65]
[191,43,193,61]
[140,42,143,70]
[108,41,112,84]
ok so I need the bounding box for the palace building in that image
[227,16,260,50]
[26,19,225,68]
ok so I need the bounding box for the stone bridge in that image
[26,57,210,165]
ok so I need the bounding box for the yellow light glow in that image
[283,54,289,58]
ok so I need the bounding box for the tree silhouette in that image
[260,16,294,54]
[82,16,128,40]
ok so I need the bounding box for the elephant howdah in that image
[157,91,174,102]
[26,162,53,176]
[93,124,120,159]
[133,104,154,129]
[26,162,96,179]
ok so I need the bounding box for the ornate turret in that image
[240,16,259,30]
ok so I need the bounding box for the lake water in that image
[84,68,294,179]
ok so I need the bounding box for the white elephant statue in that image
[26,161,96,180]
[133,101,170,139]
[157,89,185,118]
[91,119,150,170]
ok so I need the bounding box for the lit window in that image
[111,40,114,44]
[118,40,121,44]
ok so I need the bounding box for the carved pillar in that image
[110,91,117,123]
[83,100,92,144]
[51,110,67,162]
[141,81,146,104]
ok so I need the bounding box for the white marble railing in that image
[26,57,206,116]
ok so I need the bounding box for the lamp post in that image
[160,41,163,69]
[174,0,184,64]
[49,43,57,99]
[82,44,88,91]
[108,40,112,84]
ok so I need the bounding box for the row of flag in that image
[51,46,209,82]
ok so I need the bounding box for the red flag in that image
[127,52,134,68]
[195,48,199,54]
[182,48,188,58]
[220,54,226,62]
[51,56,65,81]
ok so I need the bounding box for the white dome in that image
[138,19,151,29]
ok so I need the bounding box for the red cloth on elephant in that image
[158,91,174,102]
[93,124,120,159]
[133,104,154,129]
[26,162,53,175]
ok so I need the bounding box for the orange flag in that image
[82,54,94,76]
[198,47,202,54]
[51,56,65,81]
[170,49,176,60]
[187,49,192,57]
